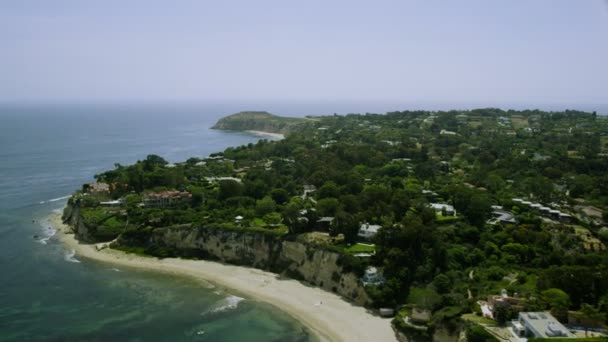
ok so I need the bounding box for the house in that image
[422,189,439,200]
[88,182,110,193]
[487,209,517,225]
[316,217,334,231]
[361,266,384,286]
[487,289,525,317]
[302,184,317,199]
[514,312,575,338]
[143,191,192,208]
[430,203,456,216]
[440,129,457,136]
[358,223,382,240]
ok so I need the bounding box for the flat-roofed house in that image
[515,312,575,338]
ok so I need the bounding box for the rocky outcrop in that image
[211,111,309,135]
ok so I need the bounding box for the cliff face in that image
[211,111,309,135]
[62,202,95,242]
[64,203,370,305]
[140,226,371,305]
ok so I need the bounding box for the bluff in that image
[62,203,371,306]
[211,111,310,135]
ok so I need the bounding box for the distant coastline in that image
[245,130,285,140]
[51,212,396,342]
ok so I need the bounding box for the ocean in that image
[0,104,313,341]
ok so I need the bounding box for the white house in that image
[358,223,382,239]
[430,203,456,216]
[361,266,385,286]
[514,312,575,338]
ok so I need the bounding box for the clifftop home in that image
[143,191,192,208]
[88,182,110,194]
[361,266,384,286]
[512,312,575,339]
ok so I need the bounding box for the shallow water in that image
[0,104,313,341]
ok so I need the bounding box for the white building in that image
[358,223,382,239]
[514,312,575,339]
[361,266,385,286]
[430,203,456,216]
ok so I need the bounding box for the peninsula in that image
[62,109,608,341]
[211,111,312,135]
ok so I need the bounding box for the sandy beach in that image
[50,213,396,342]
[245,130,285,140]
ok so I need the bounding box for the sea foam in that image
[39,195,71,204]
[203,295,245,316]
[64,249,80,263]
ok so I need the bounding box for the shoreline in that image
[50,213,396,342]
[244,130,285,140]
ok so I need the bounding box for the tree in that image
[433,274,451,294]
[494,304,514,325]
[407,287,442,310]
[270,188,289,204]
[142,154,168,171]
[334,211,359,243]
[255,196,276,217]
[218,180,244,200]
[316,198,339,217]
[318,181,340,199]
[282,203,303,234]
[542,288,570,321]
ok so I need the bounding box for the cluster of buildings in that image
[480,289,583,340]
[512,198,573,223]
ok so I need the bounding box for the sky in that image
[1,0,607,108]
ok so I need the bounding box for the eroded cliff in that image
[64,203,370,305]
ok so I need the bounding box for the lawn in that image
[461,313,497,326]
[335,243,376,254]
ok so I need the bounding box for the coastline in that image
[50,213,396,342]
[245,130,285,140]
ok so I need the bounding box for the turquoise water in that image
[0,104,312,341]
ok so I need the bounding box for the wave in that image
[202,295,245,316]
[64,249,81,263]
[39,195,71,205]
[36,226,57,245]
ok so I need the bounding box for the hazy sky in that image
[2,0,607,105]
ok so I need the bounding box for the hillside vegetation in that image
[68,108,608,338]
